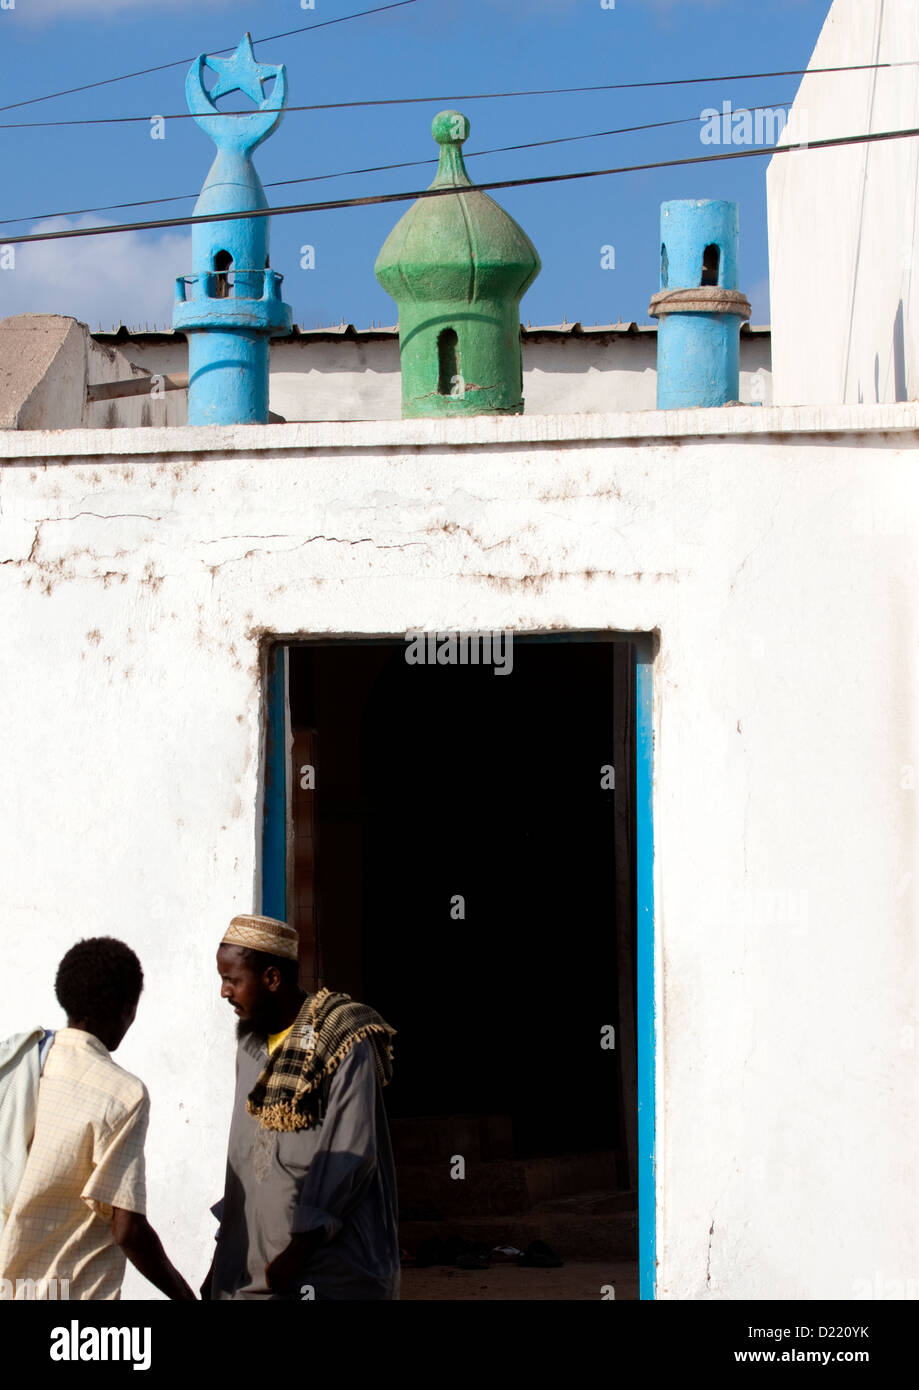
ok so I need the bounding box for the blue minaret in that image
[649,200,751,409]
[173,34,292,426]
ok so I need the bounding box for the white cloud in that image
[0,216,190,331]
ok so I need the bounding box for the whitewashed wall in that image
[0,405,916,1300]
[113,329,773,422]
[768,0,919,406]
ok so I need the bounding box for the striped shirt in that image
[0,1028,148,1301]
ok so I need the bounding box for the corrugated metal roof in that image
[93,321,771,343]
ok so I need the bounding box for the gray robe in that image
[211,1031,400,1300]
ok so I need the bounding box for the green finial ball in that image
[432,110,470,145]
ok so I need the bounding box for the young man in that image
[0,937,195,1301]
[204,914,400,1300]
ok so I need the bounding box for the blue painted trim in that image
[262,644,287,920]
[636,651,657,1300]
[268,632,657,1294]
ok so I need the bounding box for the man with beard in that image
[202,915,400,1300]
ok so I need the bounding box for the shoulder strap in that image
[38,1029,55,1072]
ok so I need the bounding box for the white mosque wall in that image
[767,0,919,406]
[0,404,915,1300]
[112,329,773,423]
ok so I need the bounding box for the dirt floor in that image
[400,1259,638,1301]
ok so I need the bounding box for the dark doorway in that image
[280,635,640,1293]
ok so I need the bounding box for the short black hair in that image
[237,946,300,986]
[55,937,144,1023]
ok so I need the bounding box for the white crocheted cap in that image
[221,914,299,962]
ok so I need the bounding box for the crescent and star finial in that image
[186,33,287,155]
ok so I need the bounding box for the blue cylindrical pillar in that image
[650,200,751,409]
[176,270,290,425]
[186,330,269,426]
[172,34,292,427]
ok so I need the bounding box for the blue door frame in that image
[262,635,657,1298]
[636,648,656,1300]
[262,644,288,923]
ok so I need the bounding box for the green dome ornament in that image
[375,111,541,417]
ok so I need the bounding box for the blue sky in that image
[0,0,832,331]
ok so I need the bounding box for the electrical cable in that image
[0,1,421,114]
[2,123,916,249]
[0,102,795,229]
[1,63,917,130]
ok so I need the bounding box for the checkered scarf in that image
[246,988,396,1132]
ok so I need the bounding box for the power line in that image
[0,102,795,230]
[0,61,916,131]
[2,124,916,250]
[0,2,419,115]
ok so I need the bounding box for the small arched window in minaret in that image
[701,243,720,287]
[213,250,234,299]
[437,328,460,396]
[661,243,669,289]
